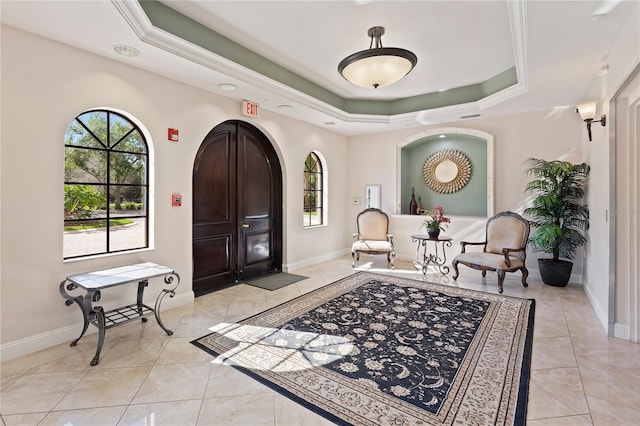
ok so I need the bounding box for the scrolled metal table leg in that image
[154,272,180,336]
[137,280,149,322]
[91,306,106,366]
[429,241,451,275]
[59,280,89,347]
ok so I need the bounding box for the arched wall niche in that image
[396,127,494,217]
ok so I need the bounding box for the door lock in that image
[241,223,250,228]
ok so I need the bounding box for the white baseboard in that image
[614,322,631,340]
[582,280,609,334]
[0,291,194,362]
[283,249,350,272]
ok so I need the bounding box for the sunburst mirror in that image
[422,149,472,193]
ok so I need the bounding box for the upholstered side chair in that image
[352,208,395,268]
[452,211,530,293]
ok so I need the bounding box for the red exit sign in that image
[242,100,259,117]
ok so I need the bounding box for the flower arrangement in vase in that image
[421,205,451,238]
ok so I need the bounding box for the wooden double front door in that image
[192,121,282,296]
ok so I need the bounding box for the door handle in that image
[241,223,250,228]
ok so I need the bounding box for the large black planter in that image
[538,259,573,287]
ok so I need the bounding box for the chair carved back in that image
[485,211,530,260]
[357,208,390,241]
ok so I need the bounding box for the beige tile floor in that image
[1,256,639,425]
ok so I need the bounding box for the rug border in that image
[191,271,536,425]
[514,298,535,425]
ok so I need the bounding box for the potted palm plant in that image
[523,158,590,286]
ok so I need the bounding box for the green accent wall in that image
[401,134,487,216]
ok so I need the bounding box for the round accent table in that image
[411,234,453,275]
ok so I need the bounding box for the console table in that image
[411,234,453,275]
[59,262,180,366]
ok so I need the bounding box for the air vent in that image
[460,114,481,119]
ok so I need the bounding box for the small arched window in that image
[303,152,324,227]
[64,109,149,259]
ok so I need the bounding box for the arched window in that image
[64,110,149,259]
[303,152,324,227]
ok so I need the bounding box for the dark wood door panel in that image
[238,128,272,219]
[236,123,276,281]
[193,222,234,240]
[193,129,235,224]
[193,236,232,279]
[243,232,272,265]
[192,235,235,294]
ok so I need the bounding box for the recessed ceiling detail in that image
[131,0,523,117]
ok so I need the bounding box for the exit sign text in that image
[242,100,259,117]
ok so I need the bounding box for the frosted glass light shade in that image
[338,26,417,89]
[577,101,597,121]
[339,50,416,89]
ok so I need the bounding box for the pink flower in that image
[421,206,451,231]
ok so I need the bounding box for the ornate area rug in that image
[192,272,535,425]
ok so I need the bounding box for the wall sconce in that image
[576,100,606,141]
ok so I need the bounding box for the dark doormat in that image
[243,272,308,291]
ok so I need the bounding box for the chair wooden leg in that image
[482,270,487,277]
[351,252,357,267]
[521,267,529,287]
[452,260,459,280]
[496,270,505,293]
[388,252,395,268]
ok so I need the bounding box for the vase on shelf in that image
[409,187,418,215]
[427,228,441,239]
[416,196,424,215]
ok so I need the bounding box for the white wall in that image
[0,26,349,359]
[581,1,640,335]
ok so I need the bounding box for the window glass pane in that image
[110,218,147,252]
[65,147,107,183]
[109,186,146,217]
[64,184,107,220]
[77,111,108,146]
[109,113,135,148]
[310,208,322,226]
[109,152,146,184]
[65,120,105,149]
[110,186,147,217]
[63,227,107,258]
[115,130,146,154]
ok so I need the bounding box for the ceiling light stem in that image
[368,26,384,49]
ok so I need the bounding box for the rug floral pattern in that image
[192,272,535,426]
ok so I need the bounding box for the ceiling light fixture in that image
[576,100,606,141]
[113,45,140,57]
[338,26,417,89]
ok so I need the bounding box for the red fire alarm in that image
[171,193,182,207]
[168,128,179,142]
